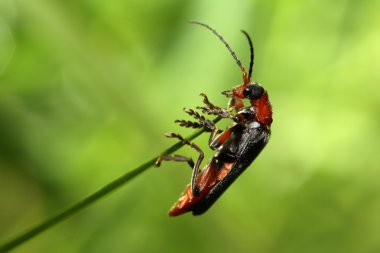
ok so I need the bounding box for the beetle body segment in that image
[168,159,234,216]
[251,91,272,127]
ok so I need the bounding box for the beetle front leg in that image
[156,133,204,196]
[227,97,244,111]
[197,93,237,121]
[174,107,216,131]
[197,106,236,120]
[182,108,217,131]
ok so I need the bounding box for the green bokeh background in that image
[1,0,380,252]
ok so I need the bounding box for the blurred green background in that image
[1,0,380,252]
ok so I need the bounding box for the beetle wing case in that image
[192,125,270,215]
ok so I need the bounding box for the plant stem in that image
[0,121,218,252]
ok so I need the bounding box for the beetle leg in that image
[197,106,237,121]
[227,97,244,111]
[209,127,233,150]
[174,119,204,129]
[175,107,219,130]
[155,154,195,169]
[183,108,216,131]
[183,107,236,151]
[197,93,236,120]
[158,133,204,196]
[199,93,217,110]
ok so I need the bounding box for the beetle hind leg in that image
[156,132,204,196]
[155,154,194,169]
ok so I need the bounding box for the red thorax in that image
[251,91,272,128]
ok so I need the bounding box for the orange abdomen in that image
[168,160,233,216]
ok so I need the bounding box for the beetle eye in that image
[242,84,264,100]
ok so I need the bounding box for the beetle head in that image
[222,81,264,100]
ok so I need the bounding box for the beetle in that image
[155,21,272,216]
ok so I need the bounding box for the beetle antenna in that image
[241,30,254,82]
[190,21,249,84]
